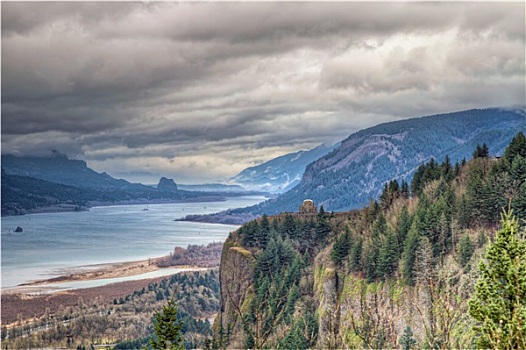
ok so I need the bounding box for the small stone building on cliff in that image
[299,199,317,214]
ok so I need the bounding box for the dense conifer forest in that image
[215,132,526,349]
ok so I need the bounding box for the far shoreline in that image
[1,194,268,218]
[3,256,211,295]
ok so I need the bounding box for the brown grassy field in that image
[2,274,180,325]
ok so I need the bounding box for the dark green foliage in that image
[365,200,381,225]
[256,214,270,249]
[400,180,410,198]
[457,234,475,267]
[380,179,401,209]
[473,143,489,158]
[148,298,184,350]
[377,228,399,278]
[247,236,304,349]
[331,229,352,267]
[402,216,422,286]
[502,131,526,166]
[349,237,364,272]
[510,155,526,183]
[365,215,387,282]
[462,166,489,227]
[512,182,526,225]
[241,220,258,247]
[441,155,454,181]
[411,158,441,196]
[278,309,318,349]
[397,206,412,254]
[468,210,526,349]
[114,337,149,349]
[399,326,417,350]
[477,231,488,248]
[315,216,331,242]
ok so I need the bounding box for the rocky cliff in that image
[214,236,256,348]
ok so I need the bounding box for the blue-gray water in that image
[1,196,264,288]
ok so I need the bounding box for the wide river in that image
[1,196,264,289]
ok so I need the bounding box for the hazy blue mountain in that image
[1,150,151,191]
[232,143,339,193]
[1,153,229,215]
[234,107,525,215]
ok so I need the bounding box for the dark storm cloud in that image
[2,2,524,183]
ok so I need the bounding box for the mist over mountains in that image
[232,143,339,193]
[234,107,525,216]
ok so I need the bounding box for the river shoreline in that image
[3,256,208,295]
[1,268,214,326]
[1,257,213,325]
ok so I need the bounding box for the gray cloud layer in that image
[2,2,525,183]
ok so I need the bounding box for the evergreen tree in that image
[377,228,399,278]
[147,298,184,350]
[349,237,364,272]
[256,214,270,248]
[456,234,474,267]
[397,206,412,254]
[315,217,331,242]
[512,182,526,225]
[331,229,351,267]
[464,166,485,226]
[468,210,526,349]
[400,180,410,198]
[366,215,386,281]
[441,155,454,181]
[473,143,489,158]
[399,325,417,350]
[242,220,258,247]
[402,216,422,286]
[510,155,526,183]
[503,131,526,166]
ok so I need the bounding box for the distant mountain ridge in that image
[0,152,231,216]
[235,107,525,215]
[232,143,339,193]
[1,151,150,191]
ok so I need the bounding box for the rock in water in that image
[14,226,23,233]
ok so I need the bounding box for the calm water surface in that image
[1,196,264,288]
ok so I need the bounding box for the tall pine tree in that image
[468,210,526,349]
[148,298,184,350]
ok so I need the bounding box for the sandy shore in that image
[1,258,211,325]
[3,256,203,295]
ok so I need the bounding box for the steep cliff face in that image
[216,226,478,349]
[214,236,255,349]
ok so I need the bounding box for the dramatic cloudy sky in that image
[2,2,525,184]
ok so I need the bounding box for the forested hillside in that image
[235,108,525,215]
[214,132,526,349]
